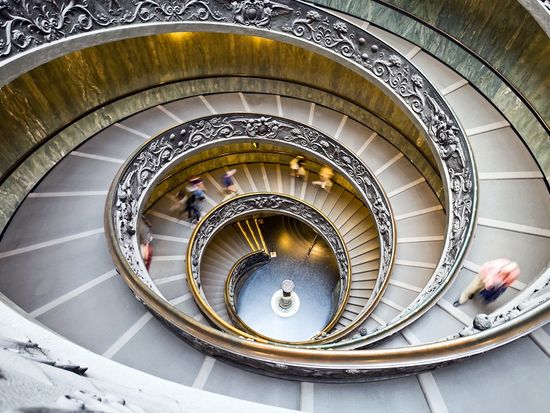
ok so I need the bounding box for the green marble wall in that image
[146,149,356,209]
[311,0,550,176]
[0,76,442,233]
[382,0,549,122]
[0,32,428,180]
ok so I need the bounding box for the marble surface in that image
[315,0,550,121]
[236,216,340,341]
[0,77,442,234]
[0,32,424,178]
[312,0,550,177]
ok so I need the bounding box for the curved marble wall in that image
[311,0,550,175]
[0,32,427,180]
[0,77,442,232]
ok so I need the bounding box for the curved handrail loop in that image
[107,113,394,343]
[105,230,550,381]
[224,250,271,333]
[188,192,352,344]
[11,0,476,344]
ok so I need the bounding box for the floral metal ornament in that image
[111,114,394,308]
[188,193,351,331]
[227,0,292,28]
[1,0,477,345]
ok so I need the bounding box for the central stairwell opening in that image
[233,215,341,342]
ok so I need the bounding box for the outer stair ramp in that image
[150,158,383,333]
[1,43,549,413]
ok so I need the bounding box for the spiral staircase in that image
[0,1,549,412]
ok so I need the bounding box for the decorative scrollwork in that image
[190,195,350,280]
[111,114,393,314]
[281,10,358,59]
[0,0,115,57]
[197,194,350,332]
[119,0,226,24]
[371,55,426,113]
[225,0,292,28]
[226,251,270,305]
[0,0,226,57]
[4,0,476,331]
[40,0,477,345]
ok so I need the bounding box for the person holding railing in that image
[453,259,520,306]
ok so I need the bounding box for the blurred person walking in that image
[454,259,520,306]
[312,166,334,192]
[222,169,239,200]
[290,156,306,179]
[139,215,154,270]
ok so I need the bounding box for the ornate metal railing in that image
[103,109,548,379]
[224,250,271,333]
[10,0,476,344]
[186,192,352,343]
[2,0,544,138]
[5,0,548,379]
[105,240,550,381]
[107,113,396,343]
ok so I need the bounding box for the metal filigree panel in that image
[190,193,351,339]
[226,250,270,308]
[5,2,476,327]
[69,0,481,346]
[111,114,393,328]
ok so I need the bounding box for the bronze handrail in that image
[108,113,397,346]
[186,192,353,345]
[104,0,482,356]
[224,250,271,334]
[145,153,383,342]
[0,0,546,140]
[13,1,478,344]
[105,215,550,380]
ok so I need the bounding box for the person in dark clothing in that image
[189,176,206,200]
[185,192,201,224]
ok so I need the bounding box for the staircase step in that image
[345,226,378,248]
[351,249,380,266]
[327,191,355,222]
[339,209,372,236]
[349,241,380,259]
[352,261,379,273]
[347,296,369,306]
[333,199,363,228]
[319,186,345,216]
[351,270,378,282]
[343,302,364,314]
[351,278,376,288]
